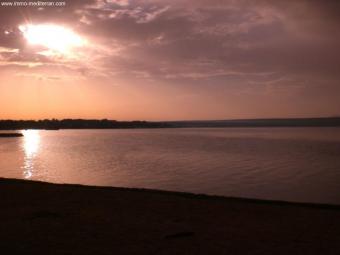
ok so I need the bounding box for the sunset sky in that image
[0,0,340,120]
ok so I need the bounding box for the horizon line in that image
[1,116,340,122]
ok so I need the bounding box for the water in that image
[1,128,340,204]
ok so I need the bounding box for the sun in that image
[19,24,86,55]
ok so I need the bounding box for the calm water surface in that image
[1,128,340,204]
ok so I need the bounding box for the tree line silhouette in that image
[1,117,339,130]
[0,119,170,130]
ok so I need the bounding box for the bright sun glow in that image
[19,24,86,55]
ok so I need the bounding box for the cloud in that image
[0,0,339,87]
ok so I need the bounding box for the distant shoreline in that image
[0,133,23,137]
[1,117,340,130]
[0,178,339,254]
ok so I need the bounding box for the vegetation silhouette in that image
[0,119,170,130]
[0,117,340,130]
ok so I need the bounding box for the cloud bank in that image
[1,0,340,119]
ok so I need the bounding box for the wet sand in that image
[0,178,339,254]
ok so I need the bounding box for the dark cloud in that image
[58,0,339,84]
[1,0,340,94]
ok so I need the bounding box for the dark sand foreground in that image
[0,178,339,254]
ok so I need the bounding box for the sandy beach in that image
[0,178,339,254]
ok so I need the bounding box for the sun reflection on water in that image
[22,130,40,179]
